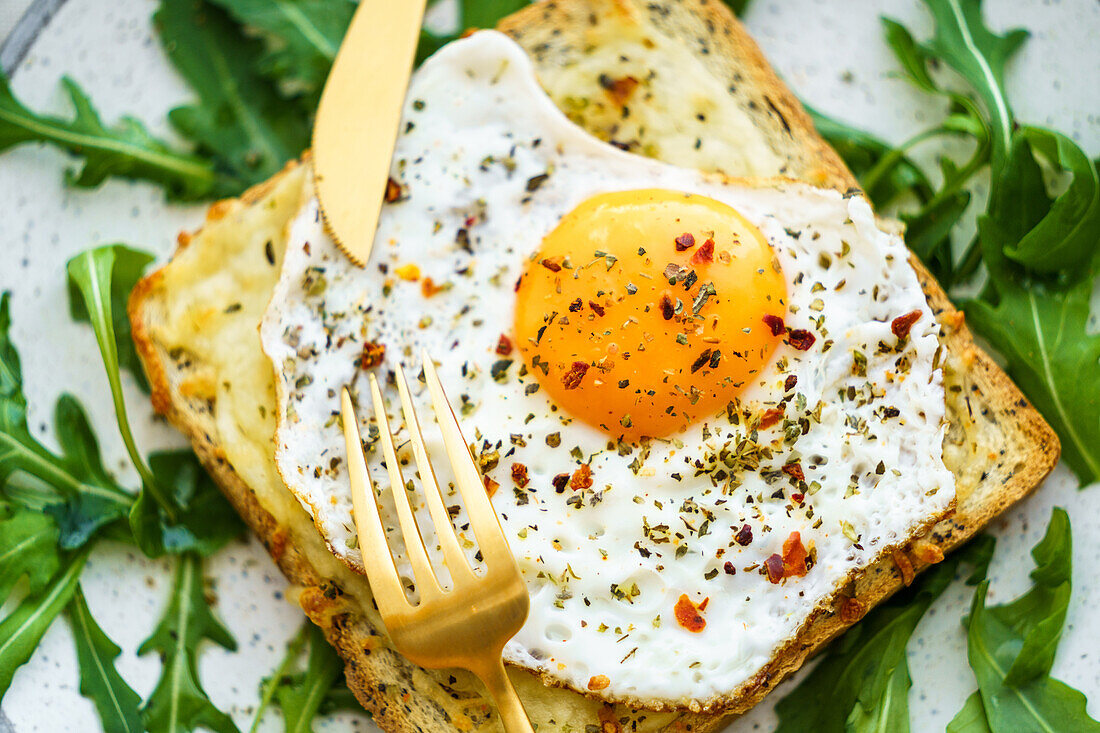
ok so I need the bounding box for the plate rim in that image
[1,7,71,732]
[1,0,68,76]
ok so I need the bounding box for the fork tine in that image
[420,352,517,569]
[340,389,410,614]
[394,365,474,584]
[369,373,441,599]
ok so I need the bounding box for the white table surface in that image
[0,1,1097,731]
[0,1,31,41]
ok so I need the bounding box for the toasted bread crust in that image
[497,0,857,191]
[129,0,1060,726]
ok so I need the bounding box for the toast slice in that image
[129,0,1059,728]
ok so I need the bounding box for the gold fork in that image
[339,354,534,733]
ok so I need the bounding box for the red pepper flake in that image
[788,329,816,351]
[674,232,695,251]
[673,594,707,633]
[551,473,570,493]
[495,334,513,356]
[658,293,675,320]
[690,238,715,265]
[913,541,945,565]
[734,524,753,546]
[589,300,606,317]
[601,74,639,106]
[791,492,805,504]
[762,314,785,336]
[723,561,736,575]
[561,361,589,390]
[540,258,562,273]
[570,463,593,491]
[569,297,583,312]
[359,341,386,369]
[420,277,445,297]
[587,674,611,691]
[511,463,529,488]
[840,597,865,623]
[784,375,798,392]
[782,531,809,578]
[892,550,915,586]
[891,310,923,339]
[782,462,805,483]
[483,476,499,497]
[764,554,785,584]
[384,177,403,203]
[759,407,785,429]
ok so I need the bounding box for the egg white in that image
[259,31,954,707]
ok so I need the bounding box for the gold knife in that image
[312,0,428,267]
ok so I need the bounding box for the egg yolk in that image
[513,189,786,440]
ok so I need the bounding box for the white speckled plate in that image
[0,1,1097,731]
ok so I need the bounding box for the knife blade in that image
[312,0,427,267]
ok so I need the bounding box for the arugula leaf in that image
[954,508,1100,731]
[417,27,460,66]
[898,140,990,286]
[154,0,310,193]
[774,535,996,732]
[721,0,753,15]
[275,624,344,733]
[461,0,530,29]
[966,129,1100,483]
[67,245,154,392]
[317,683,360,715]
[997,128,1100,275]
[809,104,983,285]
[66,248,176,520]
[882,17,941,95]
[881,14,992,132]
[821,11,1000,286]
[138,552,240,733]
[963,533,997,586]
[997,508,1071,686]
[0,545,90,701]
[967,268,1100,483]
[68,247,244,554]
[946,692,992,733]
[0,74,220,200]
[808,106,933,210]
[42,395,135,548]
[0,502,60,603]
[251,622,348,732]
[916,0,1027,171]
[250,623,309,733]
[0,293,132,546]
[130,450,244,558]
[67,586,143,733]
[208,0,355,112]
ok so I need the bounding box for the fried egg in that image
[259,31,954,707]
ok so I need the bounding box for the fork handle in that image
[475,657,534,733]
